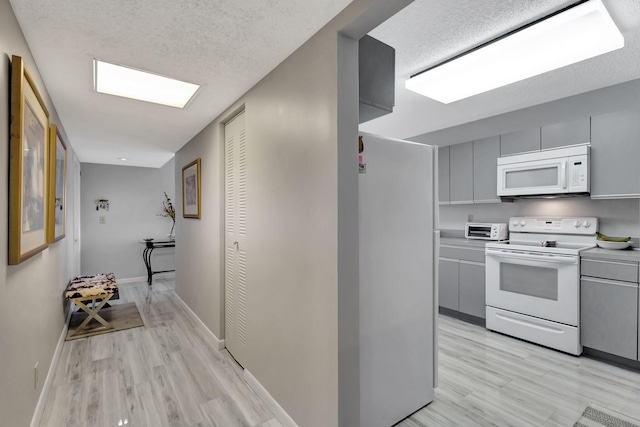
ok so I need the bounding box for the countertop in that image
[581,247,640,263]
[440,236,491,249]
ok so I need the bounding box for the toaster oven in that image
[465,223,508,240]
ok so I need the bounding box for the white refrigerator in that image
[359,132,439,427]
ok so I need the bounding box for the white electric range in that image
[485,217,598,355]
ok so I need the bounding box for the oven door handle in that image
[486,248,578,264]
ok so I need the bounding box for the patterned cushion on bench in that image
[65,273,119,300]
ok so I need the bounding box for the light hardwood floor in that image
[40,278,282,427]
[397,315,640,427]
[41,278,640,427]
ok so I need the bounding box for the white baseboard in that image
[30,310,71,427]
[174,294,225,351]
[244,369,298,427]
[117,272,175,284]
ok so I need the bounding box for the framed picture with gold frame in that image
[47,124,67,243]
[182,158,201,219]
[9,55,50,264]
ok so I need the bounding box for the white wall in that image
[0,0,79,424]
[81,158,175,280]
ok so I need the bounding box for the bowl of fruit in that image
[596,232,632,250]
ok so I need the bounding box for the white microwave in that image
[465,223,507,240]
[497,144,589,199]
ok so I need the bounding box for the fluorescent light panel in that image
[405,0,624,104]
[94,60,200,108]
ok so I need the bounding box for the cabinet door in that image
[581,277,638,360]
[438,146,450,205]
[473,136,500,203]
[449,142,473,204]
[500,127,541,156]
[590,109,640,198]
[459,261,486,319]
[541,117,590,150]
[439,258,459,311]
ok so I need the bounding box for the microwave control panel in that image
[568,155,588,192]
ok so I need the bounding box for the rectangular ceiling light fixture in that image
[405,0,624,104]
[93,59,200,108]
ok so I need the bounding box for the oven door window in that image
[500,263,558,301]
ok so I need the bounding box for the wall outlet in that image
[467,214,474,222]
[99,216,106,224]
[34,362,38,389]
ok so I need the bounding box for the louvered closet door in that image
[224,111,248,366]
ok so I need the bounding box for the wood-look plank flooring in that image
[41,278,640,426]
[396,315,640,427]
[40,278,281,427]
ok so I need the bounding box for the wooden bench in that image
[65,273,119,338]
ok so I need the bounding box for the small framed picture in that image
[9,55,50,265]
[47,124,67,243]
[182,158,201,219]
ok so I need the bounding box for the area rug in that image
[574,404,640,427]
[66,302,144,341]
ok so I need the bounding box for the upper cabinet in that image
[473,136,500,203]
[590,108,640,199]
[541,117,590,150]
[438,146,450,205]
[358,36,395,124]
[449,142,474,204]
[500,127,541,156]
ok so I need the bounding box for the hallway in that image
[39,278,281,427]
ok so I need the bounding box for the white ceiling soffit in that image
[360,0,640,141]
[9,0,353,167]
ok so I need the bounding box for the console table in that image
[139,238,175,285]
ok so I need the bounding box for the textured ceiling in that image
[360,0,640,141]
[11,1,640,166]
[9,0,353,167]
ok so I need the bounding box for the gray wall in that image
[174,1,411,426]
[0,0,80,425]
[81,159,175,280]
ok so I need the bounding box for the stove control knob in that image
[583,220,591,228]
[520,220,526,226]
[573,220,581,228]
[512,220,519,227]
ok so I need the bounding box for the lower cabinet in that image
[439,248,486,321]
[581,277,638,360]
[439,258,459,311]
[459,261,486,319]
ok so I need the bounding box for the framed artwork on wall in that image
[47,124,67,243]
[9,55,51,265]
[182,158,201,219]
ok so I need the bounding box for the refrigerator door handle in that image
[433,229,440,389]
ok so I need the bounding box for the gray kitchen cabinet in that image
[449,141,474,204]
[541,117,590,150]
[439,258,459,311]
[500,127,541,156]
[581,259,638,283]
[438,146,450,205]
[473,136,501,203]
[459,261,486,319]
[590,108,640,199]
[581,277,638,360]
